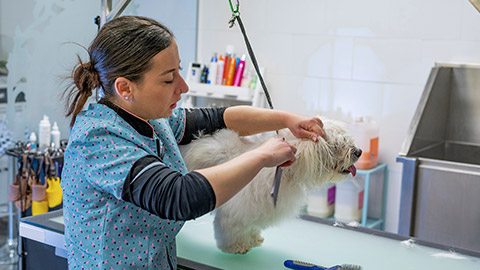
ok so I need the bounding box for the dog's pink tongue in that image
[348,165,357,177]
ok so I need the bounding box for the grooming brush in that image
[284,260,362,270]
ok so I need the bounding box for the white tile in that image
[325,0,462,40]
[385,0,462,40]
[353,38,424,84]
[240,32,295,76]
[421,40,480,66]
[198,0,232,31]
[196,30,246,63]
[379,83,423,167]
[266,74,307,113]
[292,36,354,79]
[199,0,269,32]
[300,77,334,115]
[330,79,384,119]
[325,0,391,38]
[266,0,328,35]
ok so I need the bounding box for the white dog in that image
[180,119,361,254]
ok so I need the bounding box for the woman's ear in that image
[114,77,132,101]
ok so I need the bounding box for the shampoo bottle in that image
[233,54,246,86]
[38,115,51,148]
[225,55,237,86]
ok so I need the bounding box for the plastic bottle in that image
[334,176,365,223]
[216,55,225,85]
[350,116,379,170]
[222,45,234,85]
[51,122,61,149]
[186,62,203,83]
[29,132,37,149]
[240,68,252,88]
[207,55,218,85]
[233,54,246,87]
[225,56,237,86]
[38,115,51,148]
[307,182,336,218]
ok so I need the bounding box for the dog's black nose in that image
[354,148,362,158]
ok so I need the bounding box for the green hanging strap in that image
[227,0,283,207]
[228,0,274,111]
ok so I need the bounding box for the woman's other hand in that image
[286,114,325,142]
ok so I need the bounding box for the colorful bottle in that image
[222,45,234,85]
[233,54,246,87]
[225,55,237,86]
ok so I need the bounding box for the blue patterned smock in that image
[62,103,188,269]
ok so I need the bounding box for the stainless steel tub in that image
[397,63,480,252]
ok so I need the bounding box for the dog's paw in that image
[251,232,264,247]
[221,242,253,254]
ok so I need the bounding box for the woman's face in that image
[130,39,189,119]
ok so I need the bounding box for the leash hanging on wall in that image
[227,0,283,207]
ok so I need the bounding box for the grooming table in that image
[19,210,480,269]
[177,214,480,269]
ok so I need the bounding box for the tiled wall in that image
[197,0,480,233]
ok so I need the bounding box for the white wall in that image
[196,0,480,233]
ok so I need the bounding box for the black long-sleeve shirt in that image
[100,100,226,221]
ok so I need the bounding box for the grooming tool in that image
[270,137,286,207]
[284,260,362,270]
[270,166,282,207]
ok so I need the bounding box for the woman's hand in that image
[255,137,297,168]
[286,114,325,142]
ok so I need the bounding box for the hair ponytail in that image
[63,56,101,127]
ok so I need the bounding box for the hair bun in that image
[74,61,101,94]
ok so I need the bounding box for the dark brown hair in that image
[63,16,174,127]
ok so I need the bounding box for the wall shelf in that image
[184,80,267,108]
[186,83,254,102]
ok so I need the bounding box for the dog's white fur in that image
[180,119,359,254]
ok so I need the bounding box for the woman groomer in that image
[61,16,325,269]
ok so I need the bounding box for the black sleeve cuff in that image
[121,155,216,221]
[179,107,227,145]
